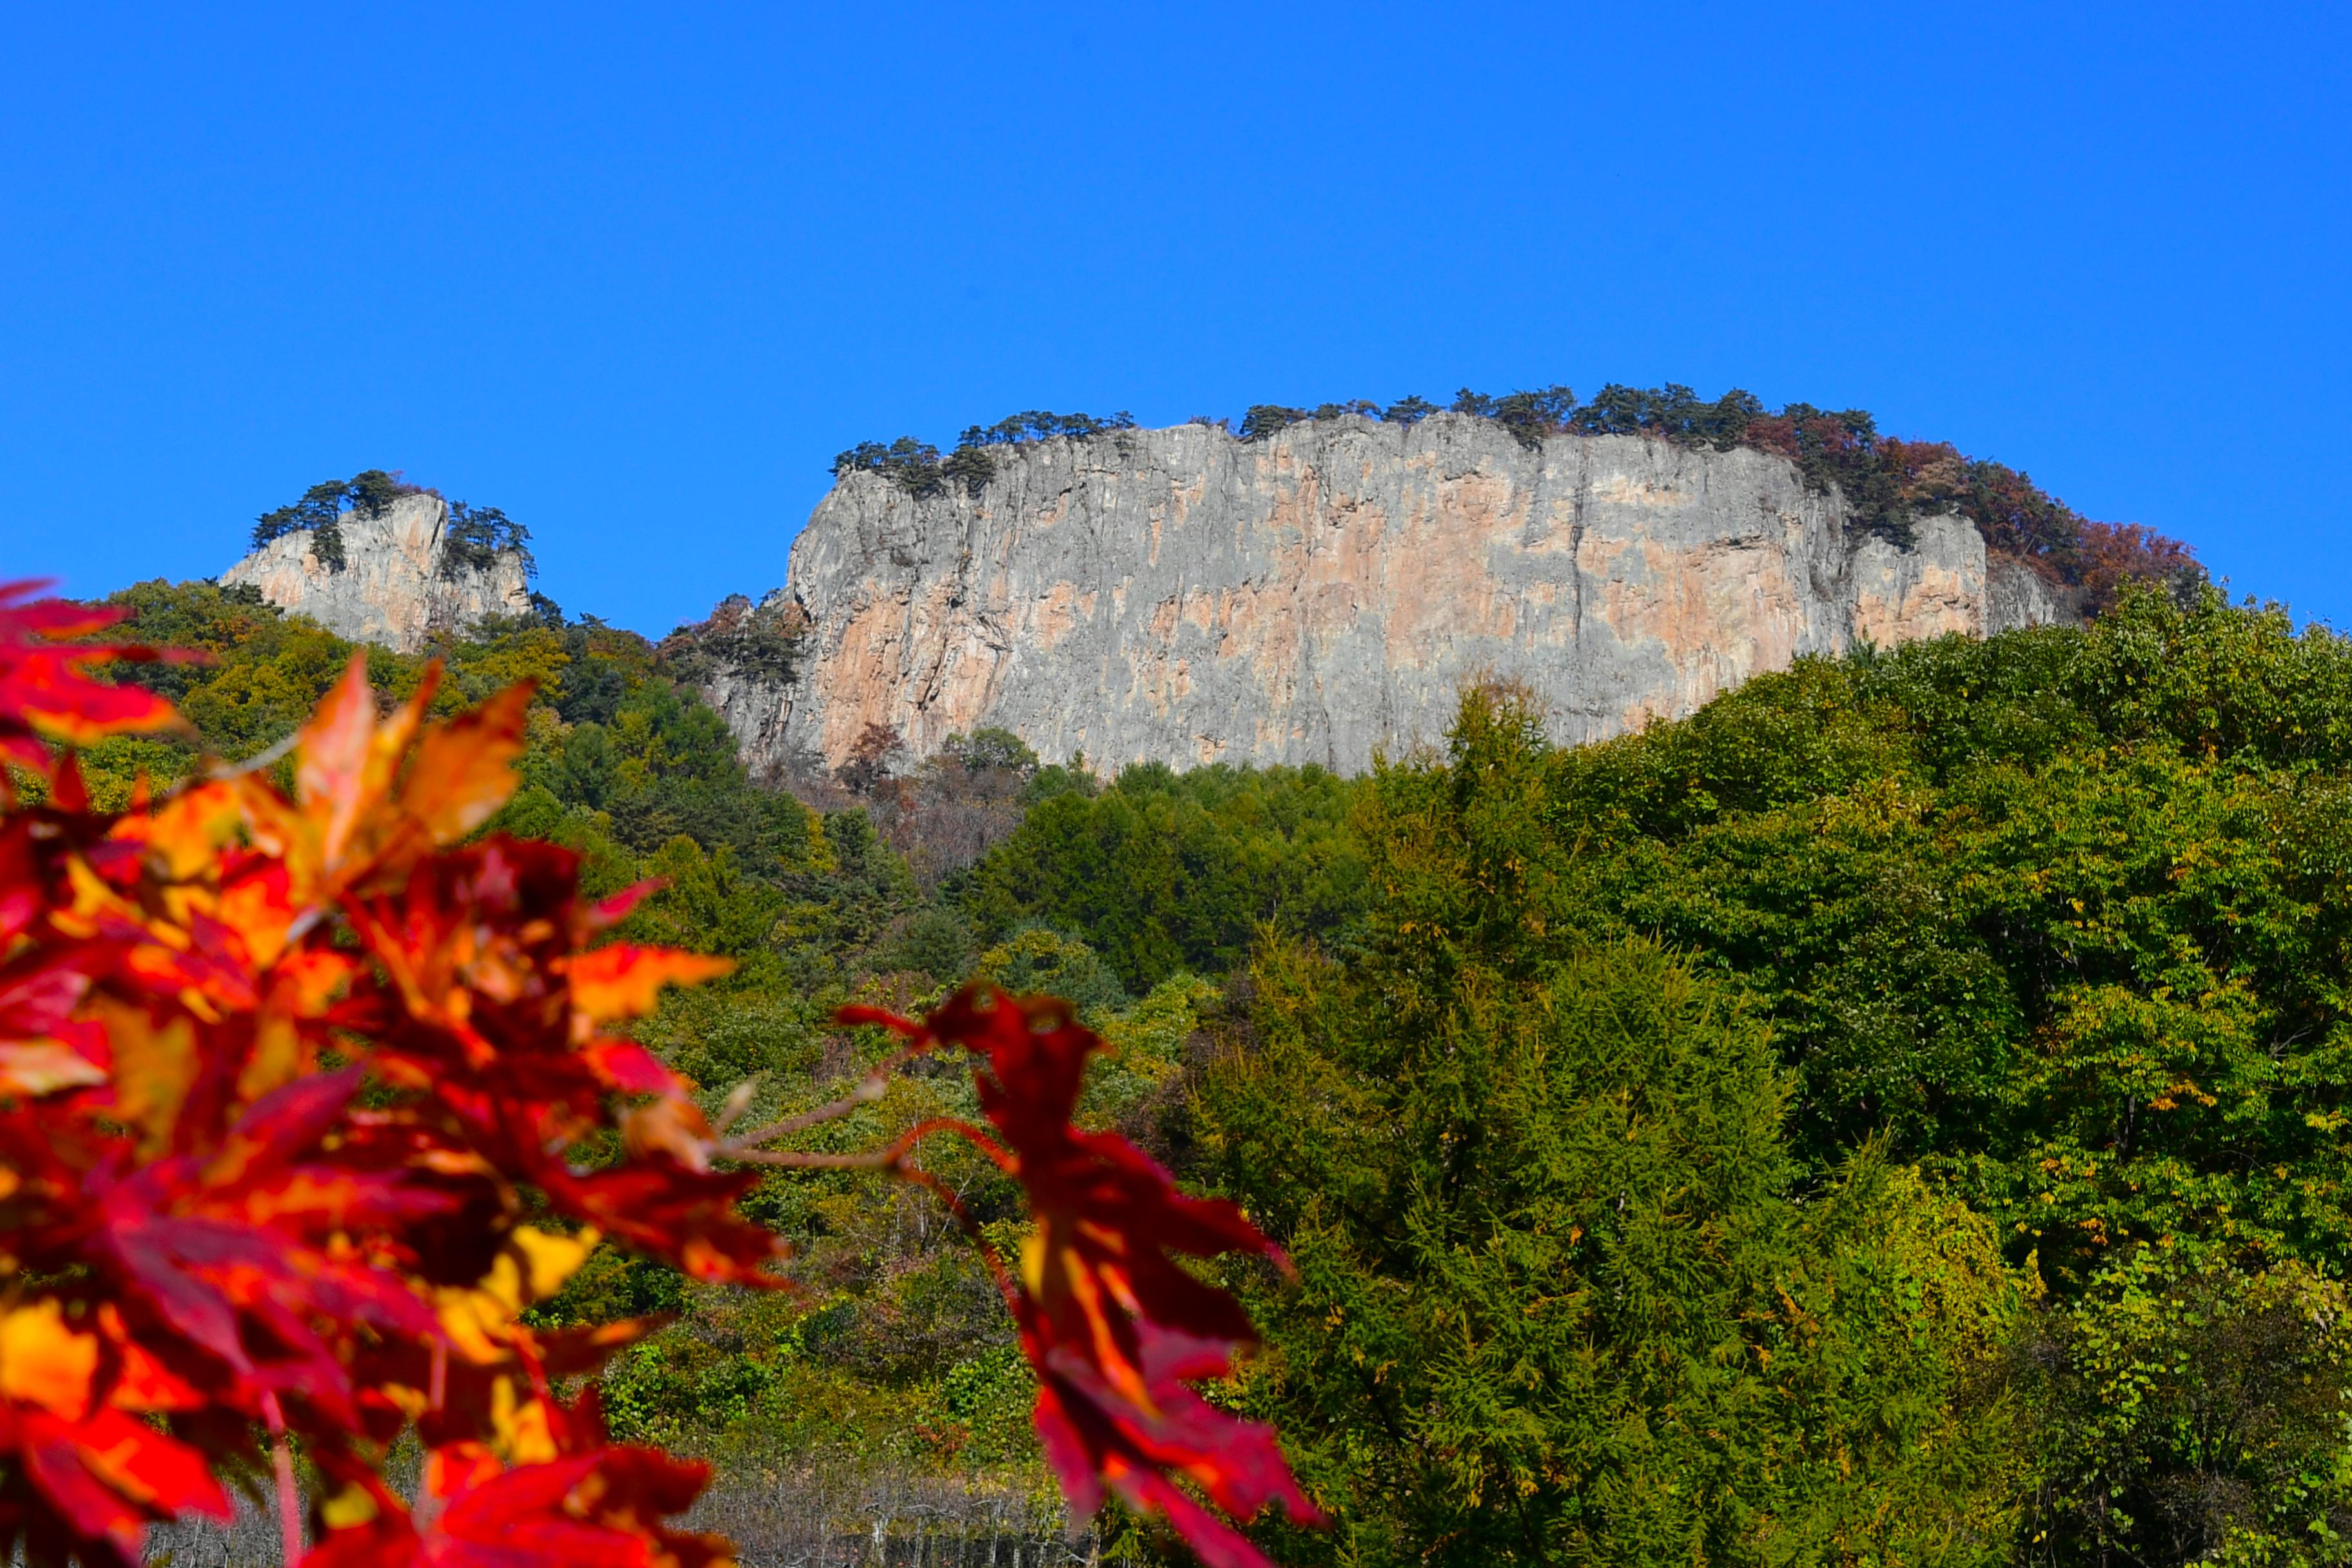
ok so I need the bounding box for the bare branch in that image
[714,1115,1008,1181]
[721,1147,909,1170]
[720,1043,927,1152]
[202,729,302,780]
[712,1076,761,1136]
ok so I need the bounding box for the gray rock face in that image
[219,494,534,653]
[707,414,2072,776]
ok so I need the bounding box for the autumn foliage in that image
[840,990,1322,1568]
[0,580,1311,1567]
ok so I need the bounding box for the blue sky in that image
[3,3,2346,634]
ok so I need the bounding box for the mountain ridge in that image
[210,394,2197,781]
[691,411,2084,778]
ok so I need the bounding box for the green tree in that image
[1192,688,2022,1565]
[1200,841,2018,1563]
[1517,588,2352,1285]
[1237,404,1310,441]
[2020,1246,2352,1567]
[961,761,1364,991]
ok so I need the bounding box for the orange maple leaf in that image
[235,654,531,905]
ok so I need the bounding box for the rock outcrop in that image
[219,493,534,653]
[699,415,2070,779]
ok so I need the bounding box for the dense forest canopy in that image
[830,386,2195,609]
[1192,589,2352,1563]
[68,574,2352,1567]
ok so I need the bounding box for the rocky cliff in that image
[696,413,2079,780]
[219,493,534,653]
[698,413,2068,779]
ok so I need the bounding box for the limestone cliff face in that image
[219,493,534,653]
[708,414,2069,776]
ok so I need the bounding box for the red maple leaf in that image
[0,572,1311,1568]
[0,1406,232,1567]
[306,1446,727,1568]
[841,987,1323,1567]
[0,581,190,780]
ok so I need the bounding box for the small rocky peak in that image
[219,475,536,652]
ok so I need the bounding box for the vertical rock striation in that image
[219,493,534,653]
[701,415,2067,778]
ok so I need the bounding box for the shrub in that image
[954,409,1137,447]
[1236,404,1311,441]
[941,727,1037,774]
[2021,1247,2352,1567]
[831,436,945,494]
[441,499,533,578]
[658,593,809,689]
[836,413,1139,496]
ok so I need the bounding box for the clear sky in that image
[3,3,2346,634]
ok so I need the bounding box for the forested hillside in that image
[1198,585,2352,1565]
[75,576,2352,1567]
[76,580,1361,1554]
